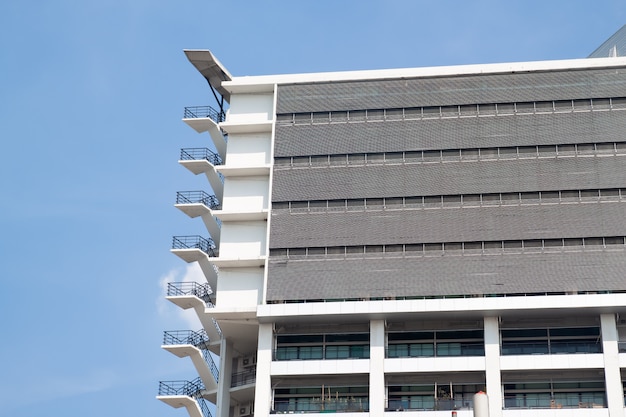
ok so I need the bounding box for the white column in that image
[370,319,386,414]
[600,313,624,417]
[216,338,233,417]
[484,316,502,417]
[254,323,273,417]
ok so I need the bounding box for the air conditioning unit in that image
[236,402,254,417]
[240,355,257,368]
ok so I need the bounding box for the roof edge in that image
[184,50,232,102]
[223,56,626,93]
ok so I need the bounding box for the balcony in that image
[157,377,213,417]
[177,191,221,210]
[159,377,204,398]
[180,148,223,167]
[167,282,213,306]
[183,106,225,124]
[172,235,218,258]
[163,330,219,384]
[231,368,256,388]
[182,106,228,157]
[163,329,211,349]
[179,149,225,200]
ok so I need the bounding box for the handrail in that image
[231,368,256,387]
[180,148,223,166]
[202,349,220,382]
[166,282,214,306]
[163,329,210,347]
[501,340,602,355]
[172,235,218,257]
[176,191,221,210]
[183,105,225,123]
[197,396,214,417]
[503,394,605,409]
[162,330,220,381]
[158,378,214,417]
[158,377,204,397]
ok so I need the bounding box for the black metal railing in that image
[183,105,225,123]
[163,329,210,347]
[180,148,223,166]
[172,235,218,257]
[158,377,204,397]
[197,396,214,417]
[176,191,221,210]
[231,368,256,387]
[162,330,220,382]
[202,349,220,382]
[167,282,213,305]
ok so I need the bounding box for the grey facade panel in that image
[276,68,626,113]
[266,251,626,301]
[274,111,626,157]
[271,157,626,201]
[269,203,626,248]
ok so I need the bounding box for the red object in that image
[451,412,457,417]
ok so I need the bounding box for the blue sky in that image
[0,1,624,416]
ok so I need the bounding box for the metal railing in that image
[167,282,213,306]
[158,378,213,417]
[387,342,485,358]
[197,396,214,417]
[387,398,473,411]
[202,349,220,382]
[172,235,218,257]
[163,329,210,347]
[162,330,219,382]
[176,191,221,210]
[501,341,602,355]
[273,398,369,413]
[274,346,370,361]
[180,148,223,166]
[183,105,225,123]
[231,368,256,387]
[503,394,605,409]
[158,377,204,397]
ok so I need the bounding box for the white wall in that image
[224,132,271,166]
[221,177,269,211]
[215,267,264,307]
[227,93,274,123]
[219,221,266,258]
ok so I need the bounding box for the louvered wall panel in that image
[269,203,626,248]
[274,111,626,157]
[266,252,626,301]
[276,67,626,113]
[272,157,626,201]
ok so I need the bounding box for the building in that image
[158,26,626,417]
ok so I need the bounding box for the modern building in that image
[158,26,626,417]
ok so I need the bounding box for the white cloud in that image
[156,264,205,330]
